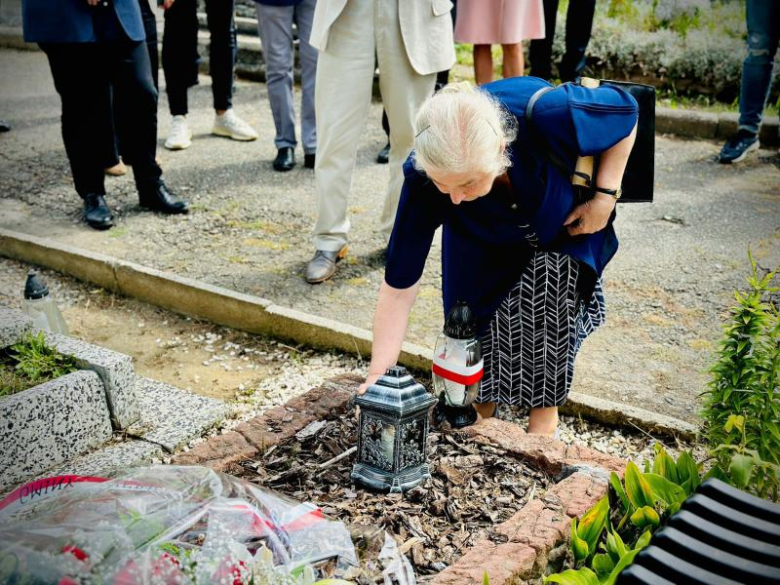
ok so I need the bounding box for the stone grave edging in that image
[171,373,363,469]
[0,306,140,429]
[174,376,624,584]
[0,306,142,493]
[0,369,113,494]
[431,419,624,584]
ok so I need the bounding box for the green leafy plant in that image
[0,331,80,397]
[648,0,707,37]
[701,253,780,501]
[12,331,80,383]
[545,445,702,584]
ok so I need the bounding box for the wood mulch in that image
[228,410,550,583]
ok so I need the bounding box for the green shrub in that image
[701,253,780,501]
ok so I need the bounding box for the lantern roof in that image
[355,366,436,417]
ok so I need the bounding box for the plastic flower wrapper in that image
[0,466,360,583]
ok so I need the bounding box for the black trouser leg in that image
[106,0,158,168]
[105,86,122,168]
[110,40,162,193]
[205,0,237,111]
[381,109,389,138]
[559,0,595,81]
[163,0,199,116]
[529,0,559,80]
[41,43,108,198]
[140,0,159,90]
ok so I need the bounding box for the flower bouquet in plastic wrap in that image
[0,466,416,584]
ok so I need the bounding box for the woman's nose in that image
[450,191,465,205]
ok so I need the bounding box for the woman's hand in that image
[563,192,616,236]
[358,372,382,395]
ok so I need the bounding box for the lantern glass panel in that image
[399,419,426,470]
[358,414,395,472]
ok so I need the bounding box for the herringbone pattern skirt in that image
[479,251,605,408]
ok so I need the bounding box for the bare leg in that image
[474,401,497,419]
[473,44,494,85]
[527,406,558,435]
[501,42,524,78]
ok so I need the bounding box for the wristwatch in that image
[593,185,623,200]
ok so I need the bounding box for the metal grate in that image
[617,479,780,584]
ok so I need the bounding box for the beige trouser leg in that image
[312,0,376,252]
[376,0,437,240]
[312,0,437,251]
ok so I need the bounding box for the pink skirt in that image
[454,0,546,44]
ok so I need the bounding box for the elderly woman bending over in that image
[361,77,638,435]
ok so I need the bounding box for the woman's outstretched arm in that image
[359,279,421,394]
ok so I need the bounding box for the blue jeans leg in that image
[738,0,780,134]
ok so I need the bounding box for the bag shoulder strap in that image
[524,86,574,182]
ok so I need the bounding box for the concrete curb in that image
[1,25,777,146]
[0,228,698,440]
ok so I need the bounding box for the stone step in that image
[127,376,232,453]
[21,378,232,490]
[30,438,164,484]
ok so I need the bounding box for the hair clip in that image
[415,125,430,138]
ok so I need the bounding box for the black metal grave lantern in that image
[351,366,437,493]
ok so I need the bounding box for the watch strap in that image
[593,185,622,200]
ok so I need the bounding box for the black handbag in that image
[525,78,655,203]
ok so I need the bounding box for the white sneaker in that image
[212,109,258,141]
[165,115,192,150]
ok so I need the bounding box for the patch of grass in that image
[0,331,80,398]
[108,227,127,238]
[346,277,369,286]
[241,238,290,251]
[227,219,287,234]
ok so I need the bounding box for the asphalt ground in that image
[1,47,778,424]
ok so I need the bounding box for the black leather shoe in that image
[376,142,390,164]
[83,193,113,230]
[304,153,315,169]
[273,147,296,172]
[138,180,188,214]
[305,246,347,283]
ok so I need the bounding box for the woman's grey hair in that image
[413,82,518,178]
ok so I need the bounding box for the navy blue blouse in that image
[385,76,639,333]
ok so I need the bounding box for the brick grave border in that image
[173,375,626,584]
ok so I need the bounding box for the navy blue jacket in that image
[385,76,638,333]
[23,0,145,44]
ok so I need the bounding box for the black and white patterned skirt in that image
[479,251,606,408]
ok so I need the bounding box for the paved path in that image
[1,48,778,424]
